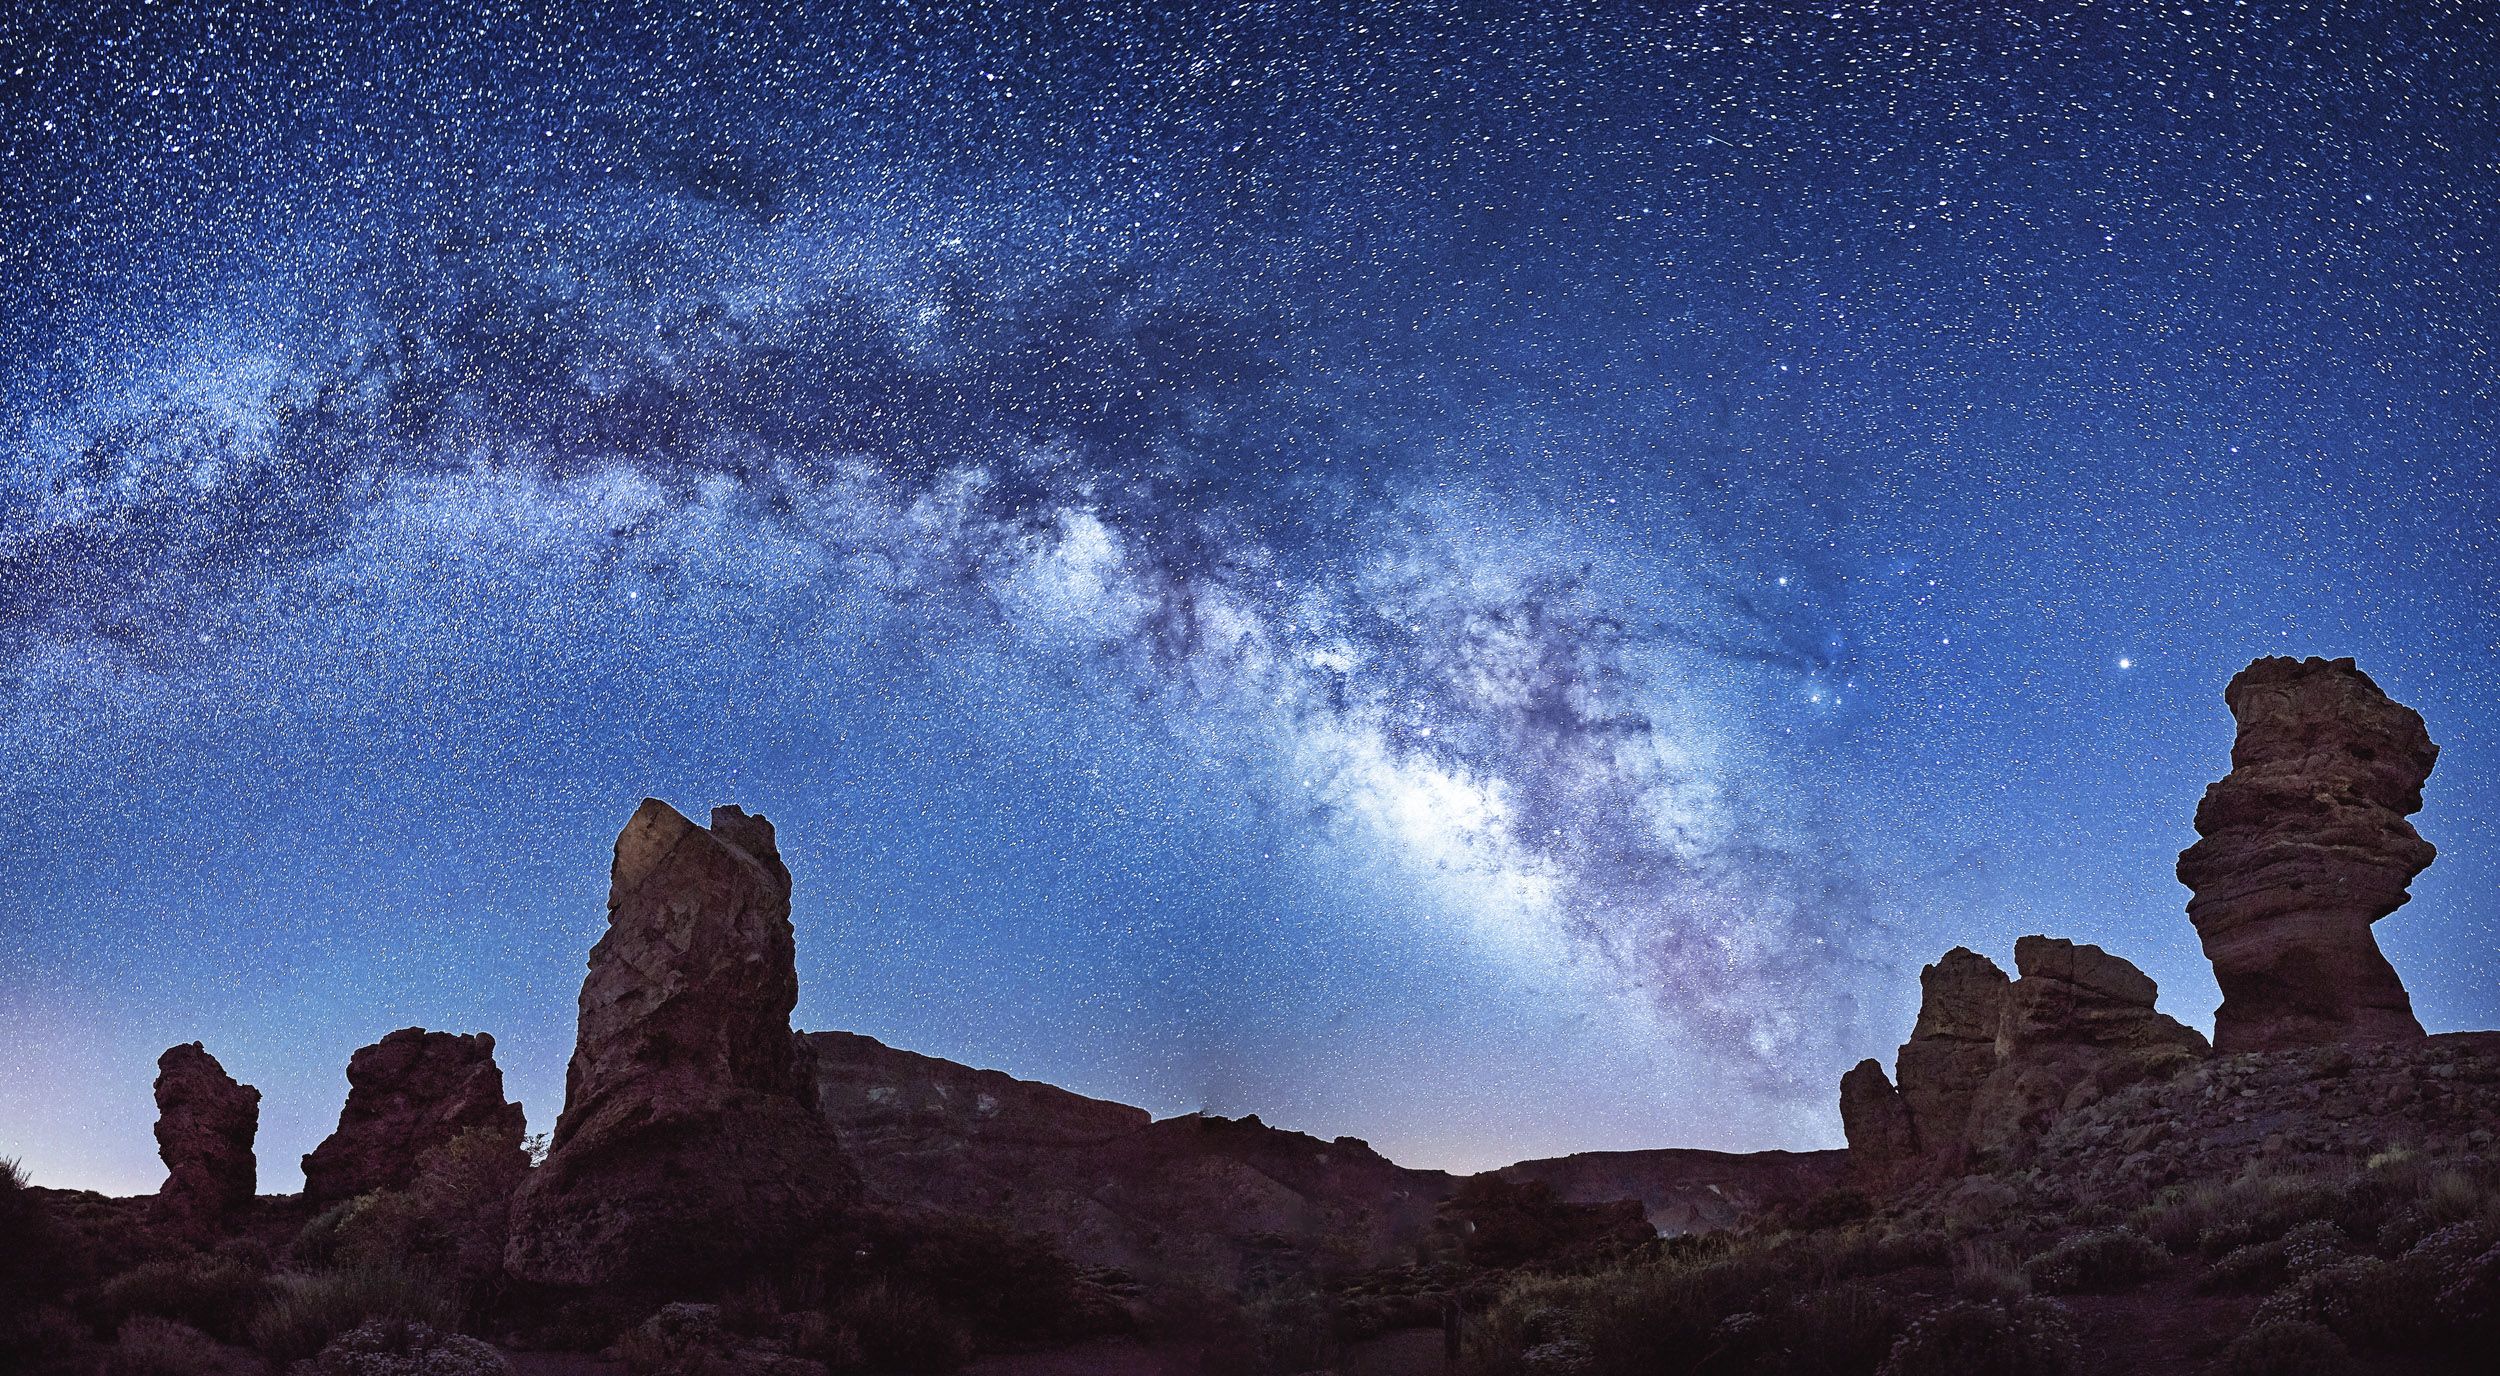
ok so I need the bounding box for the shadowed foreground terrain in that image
[5,657,2496,1376]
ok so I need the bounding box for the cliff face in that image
[2178,656,2436,1053]
[807,1030,1836,1282]
[504,800,859,1289]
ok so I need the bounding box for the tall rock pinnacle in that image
[503,800,858,1288]
[2177,656,2436,1053]
[153,1042,258,1233]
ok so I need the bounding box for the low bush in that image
[101,1317,224,1376]
[249,1263,459,1367]
[1874,1298,2077,1376]
[1768,1281,1903,1376]
[2222,1320,2354,1376]
[828,1283,971,1374]
[2027,1228,2164,1295]
[2256,1255,2436,1351]
[2198,1241,2289,1295]
[89,1254,268,1344]
[1949,1240,2029,1305]
[305,1318,509,1376]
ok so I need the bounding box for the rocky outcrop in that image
[153,1043,258,1232]
[503,800,859,1289]
[1843,938,2208,1176]
[1839,1060,1920,1170]
[302,1028,526,1205]
[2178,656,2437,1053]
[1961,937,2210,1157]
[1891,948,2011,1168]
[1490,1146,1850,1235]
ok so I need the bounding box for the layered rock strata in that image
[2177,655,2436,1053]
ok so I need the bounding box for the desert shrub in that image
[1793,1189,1875,1230]
[101,1316,223,1376]
[2144,1173,2339,1258]
[292,1198,372,1270]
[2256,1255,2437,1351]
[2,1160,91,1374]
[1949,1240,2030,1305]
[2027,1228,2164,1294]
[306,1318,508,1376]
[2222,1320,2354,1376]
[1874,1298,2077,1376]
[90,1254,268,1344]
[249,1263,459,1366]
[1765,1281,1903,1376]
[2198,1241,2290,1295]
[828,1283,970,1374]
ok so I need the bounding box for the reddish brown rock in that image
[301,1028,526,1205]
[1890,948,2009,1168]
[503,799,859,1288]
[1838,1059,1919,1169]
[153,1043,258,1232]
[1962,937,2209,1157]
[1844,938,2209,1176]
[2177,656,2436,1053]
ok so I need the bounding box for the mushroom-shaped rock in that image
[302,1028,526,1205]
[503,800,859,1288]
[154,1043,258,1232]
[2177,656,2435,1053]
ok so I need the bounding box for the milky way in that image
[4,1,2497,1193]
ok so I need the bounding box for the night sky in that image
[3,0,2496,1196]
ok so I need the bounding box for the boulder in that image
[2177,656,2436,1053]
[503,800,859,1288]
[153,1043,258,1232]
[302,1028,526,1205]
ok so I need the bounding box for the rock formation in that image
[1490,1146,1850,1236]
[1961,936,2210,1156]
[1838,1060,1920,1170]
[302,1028,526,1205]
[153,1043,258,1232]
[2178,655,2437,1053]
[503,800,859,1288]
[1842,938,2207,1174]
[1890,948,2011,1167]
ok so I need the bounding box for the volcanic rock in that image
[1890,948,2010,1168]
[302,1028,526,1205]
[1844,938,2208,1175]
[153,1043,258,1232]
[503,800,859,1289]
[1961,937,2209,1157]
[2177,655,2437,1053]
[1838,1059,1920,1169]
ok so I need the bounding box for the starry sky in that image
[3,0,2496,1196]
